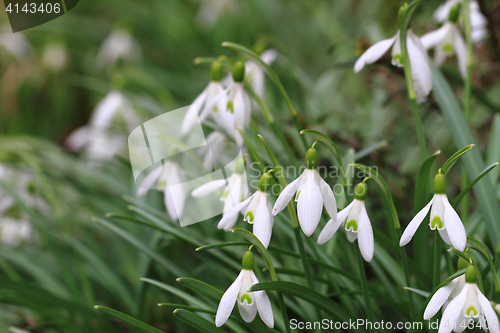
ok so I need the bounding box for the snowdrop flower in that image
[0,217,31,247]
[400,173,466,251]
[354,29,432,103]
[66,91,139,162]
[245,49,278,99]
[0,25,31,59]
[198,131,228,171]
[192,158,248,231]
[273,147,337,237]
[434,0,488,44]
[223,61,252,146]
[136,161,188,221]
[195,0,238,29]
[42,43,68,71]
[215,250,274,328]
[181,61,227,135]
[425,265,499,333]
[421,5,467,78]
[318,182,374,262]
[96,28,142,68]
[215,171,274,247]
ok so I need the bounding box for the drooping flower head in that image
[425,264,500,333]
[421,4,467,78]
[318,181,375,262]
[181,61,227,135]
[400,173,467,251]
[191,158,248,231]
[215,250,274,328]
[273,147,337,237]
[354,28,432,103]
[215,171,275,247]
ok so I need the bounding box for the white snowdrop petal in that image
[452,28,468,79]
[319,177,337,222]
[354,35,397,73]
[297,176,323,237]
[136,165,163,197]
[407,31,432,104]
[217,194,255,230]
[438,284,469,333]
[439,228,453,246]
[317,218,343,245]
[400,196,434,246]
[421,24,450,50]
[191,179,227,197]
[424,277,459,320]
[252,196,273,248]
[346,230,358,243]
[249,270,274,328]
[238,299,257,323]
[273,174,302,215]
[475,285,500,333]
[358,202,374,262]
[442,196,466,251]
[215,270,243,327]
[260,49,278,65]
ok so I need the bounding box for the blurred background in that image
[0,0,499,332]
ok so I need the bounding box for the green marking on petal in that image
[245,211,254,222]
[158,180,167,187]
[443,43,454,54]
[295,190,301,201]
[430,216,444,230]
[240,293,252,304]
[346,220,358,232]
[466,306,478,317]
[392,54,403,67]
[227,101,234,114]
[212,106,218,112]
[221,190,228,200]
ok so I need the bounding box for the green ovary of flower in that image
[466,306,478,317]
[431,216,444,230]
[240,293,252,304]
[245,211,254,222]
[346,220,358,232]
[442,43,454,54]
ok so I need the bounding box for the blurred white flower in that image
[244,49,278,98]
[136,161,188,221]
[421,22,467,78]
[66,91,140,162]
[273,148,337,237]
[354,30,432,103]
[215,251,273,328]
[96,28,142,68]
[0,217,31,247]
[318,182,374,262]
[433,0,488,44]
[42,43,68,71]
[191,159,248,231]
[224,79,251,146]
[198,131,228,170]
[0,26,31,59]
[195,0,239,29]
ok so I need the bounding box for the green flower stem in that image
[462,0,473,120]
[397,228,415,322]
[355,248,372,323]
[432,234,442,288]
[222,42,308,151]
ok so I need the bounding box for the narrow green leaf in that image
[350,163,400,229]
[176,278,223,302]
[173,309,226,333]
[431,61,500,244]
[404,287,430,298]
[466,236,500,292]
[441,144,475,175]
[250,281,350,320]
[159,303,215,314]
[196,242,249,252]
[94,305,164,333]
[453,162,499,208]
